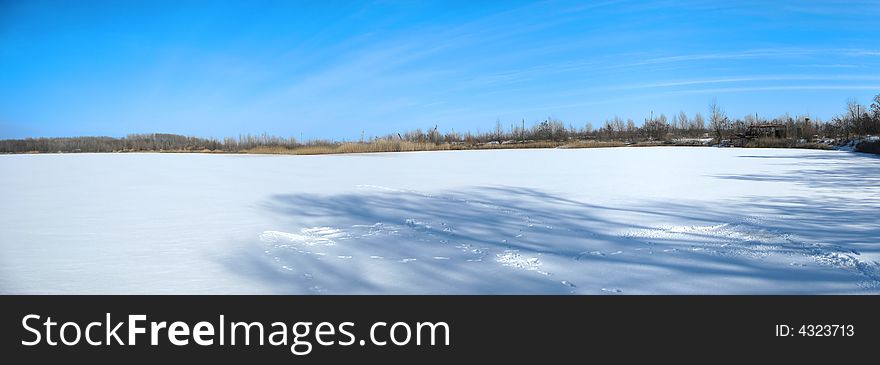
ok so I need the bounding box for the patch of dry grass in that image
[560,140,626,148]
[477,141,562,149]
[745,138,831,150]
[243,139,630,155]
[244,141,458,155]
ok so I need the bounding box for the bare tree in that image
[870,94,880,135]
[626,119,636,140]
[709,98,728,143]
[677,111,689,136]
[692,112,705,134]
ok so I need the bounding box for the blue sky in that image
[1,0,879,140]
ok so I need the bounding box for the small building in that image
[747,124,786,138]
[732,123,786,146]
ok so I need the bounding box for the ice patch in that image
[574,251,605,260]
[259,228,345,246]
[496,250,549,275]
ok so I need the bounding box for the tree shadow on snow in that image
[221,180,880,294]
[719,151,880,190]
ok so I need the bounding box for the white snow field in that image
[1,147,878,294]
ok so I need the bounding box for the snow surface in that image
[1,147,878,294]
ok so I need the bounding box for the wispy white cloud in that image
[622,48,880,68]
[666,85,880,96]
[793,64,860,69]
[778,1,880,16]
[618,75,880,90]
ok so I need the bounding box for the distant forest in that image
[2,95,879,154]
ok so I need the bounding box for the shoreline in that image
[0,142,844,156]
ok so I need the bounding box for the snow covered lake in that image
[1,147,878,294]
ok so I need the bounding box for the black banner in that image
[1,296,876,362]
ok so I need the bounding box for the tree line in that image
[0,133,298,154]
[2,94,878,153]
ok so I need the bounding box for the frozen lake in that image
[1,147,878,294]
